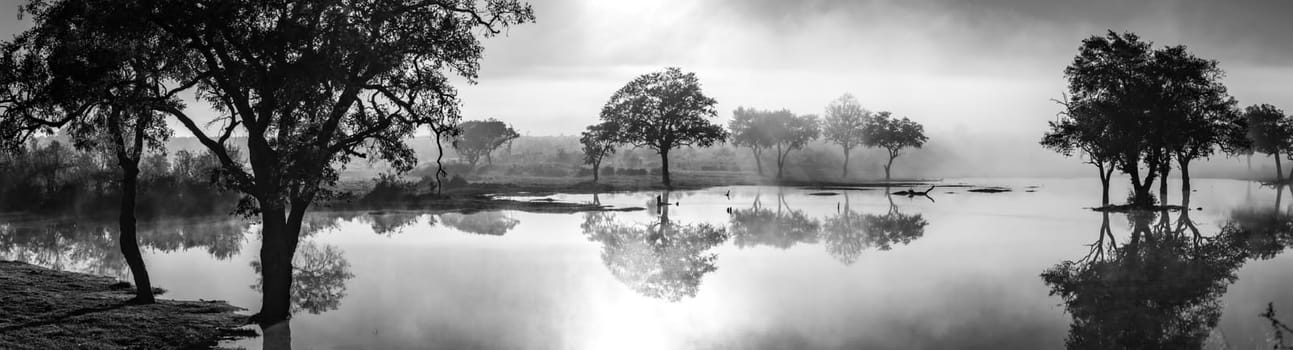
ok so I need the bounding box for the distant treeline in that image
[0,140,239,216]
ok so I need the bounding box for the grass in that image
[0,261,251,349]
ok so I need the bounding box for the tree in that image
[768,111,820,180]
[1241,104,1293,183]
[1147,45,1238,204]
[822,94,870,178]
[454,118,520,170]
[728,107,775,176]
[1042,96,1123,205]
[28,0,534,326]
[1058,31,1232,207]
[863,112,927,182]
[579,121,619,183]
[599,67,727,187]
[0,0,193,303]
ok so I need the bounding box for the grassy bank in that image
[0,261,250,349]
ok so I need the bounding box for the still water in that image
[3,178,1293,349]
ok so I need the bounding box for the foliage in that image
[599,67,727,186]
[454,119,521,169]
[579,121,619,182]
[13,0,536,323]
[863,112,927,180]
[822,94,871,177]
[1055,31,1238,205]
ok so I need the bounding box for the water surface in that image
[3,178,1292,349]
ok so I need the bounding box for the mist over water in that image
[4,178,1292,349]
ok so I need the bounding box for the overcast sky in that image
[4,0,1292,138]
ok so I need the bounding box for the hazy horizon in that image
[4,0,1293,139]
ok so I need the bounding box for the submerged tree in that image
[1055,31,1238,207]
[863,112,927,182]
[454,119,520,170]
[1240,104,1293,183]
[1042,96,1123,205]
[579,121,619,183]
[1153,45,1239,203]
[26,0,537,325]
[252,241,355,316]
[599,67,727,187]
[822,94,870,178]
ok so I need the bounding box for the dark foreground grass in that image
[0,261,251,350]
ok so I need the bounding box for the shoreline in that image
[0,261,251,349]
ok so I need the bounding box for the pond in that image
[3,177,1293,350]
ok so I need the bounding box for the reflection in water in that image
[365,211,422,236]
[1041,206,1293,349]
[728,193,820,249]
[582,195,729,301]
[252,241,356,315]
[439,211,520,236]
[0,217,251,278]
[820,195,928,265]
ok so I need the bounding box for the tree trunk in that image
[257,205,302,326]
[262,321,292,350]
[592,159,601,183]
[1158,164,1170,206]
[751,148,763,176]
[884,151,896,182]
[1097,163,1112,206]
[660,148,671,188]
[1179,158,1191,206]
[1277,151,1285,184]
[841,147,851,179]
[775,144,785,180]
[118,165,154,303]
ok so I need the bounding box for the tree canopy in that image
[599,67,727,187]
[579,121,619,183]
[2,0,535,326]
[822,94,871,178]
[1051,31,1240,206]
[454,118,520,170]
[863,112,927,181]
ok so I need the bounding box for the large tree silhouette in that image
[1056,31,1238,207]
[0,0,198,303]
[14,0,535,325]
[599,67,727,187]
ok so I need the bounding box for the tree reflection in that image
[728,192,820,249]
[364,211,423,236]
[1042,209,1257,349]
[251,241,355,315]
[0,217,251,277]
[438,211,520,236]
[819,194,928,265]
[581,194,729,301]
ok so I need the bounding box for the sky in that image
[3,0,1292,139]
